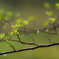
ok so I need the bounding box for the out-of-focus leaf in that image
[15,12,21,17]
[15,18,22,24]
[49,18,56,22]
[43,21,49,26]
[28,16,35,20]
[44,2,50,9]
[6,11,13,17]
[4,16,9,21]
[45,11,52,16]
[55,3,59,9]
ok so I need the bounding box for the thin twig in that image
[49,38,52,44]
[16,34,21,42]
[5,40,16,51]
[53,22,57,33]
[25,31,38,46]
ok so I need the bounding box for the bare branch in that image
[0,42,59,55]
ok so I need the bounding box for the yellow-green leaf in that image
[45,11,52,16]
[44,2,50,9]
[43,21,49,26]
[49,18,56,22]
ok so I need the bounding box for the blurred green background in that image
[0,0,59,59]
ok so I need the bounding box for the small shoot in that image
[11,24,23,29]
[45,11,52,16]
[5,39,8,42]
[13,29,19,35]
[22,20,29,26]
[0,33,5,39]
[55,3,59,9]
[49,18,56,23]
[8,32,13,36]
[43,21,49,26]
[11,24,19,29]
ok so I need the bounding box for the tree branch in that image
[0,42,59,55]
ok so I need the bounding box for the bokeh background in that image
[0,0,59,59]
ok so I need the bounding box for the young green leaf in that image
[22,20,29,26]
[45,11,52,16]
[5,39,8,42]
[44,2,50,9]
[0,33,5,39]
[11,24,21,29]
[55,3,59,9]
[13,29,17,33]
[43,21,49,26]
[49,18,56,22]
[20,24,23,27]
[8,32,13,36]
[13,29,19,34]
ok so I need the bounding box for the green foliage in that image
[15,18,22,24]
[44,2,57,27]
[13,29,19,34]
[0,2,59,57]
[45,11,52,16]
[22,20,29,26]
[0,33,5,39]
[11,24,23,29]
[5,39,8,42]
[49,18,56,22]
[44,2,50,9]
[7,44,11,47]
[55,3,59,9]
[6,11,13,17]
[43,21,49,26]
[8,32,13,36]
[11,24,19,29]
